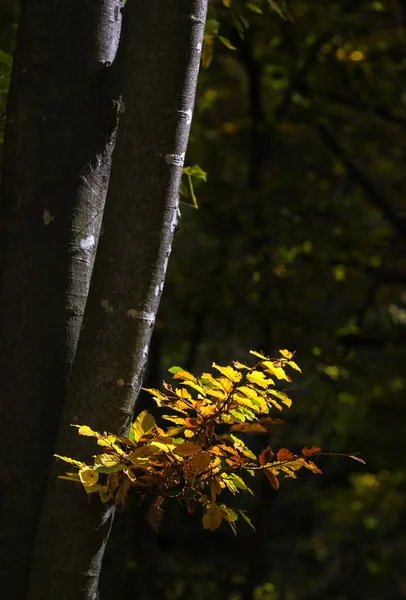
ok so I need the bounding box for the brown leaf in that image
[230,423,267,433]
[276,448,295,462]
[173,441,200,457]
[264,469,279,490]
[258,417,284,425]
[145,496,164,533]
[259,446,274,466]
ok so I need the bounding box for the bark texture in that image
[0,1,124,596]
[28,1,207,599]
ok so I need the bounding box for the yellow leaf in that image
[233,360,249,369]
[205,388,227,400]
[150,437,176,452]
[131,410,156,442]
[97,434,125,454]
[279,349,294,360]
[287,360,302,373]
[212,363,242,383]
[127,445,161,461]
[199,404,217,417]
[249,350,268,360]
[298,458,322,474]
[268,389,292,408]
[54,454,85,468]
[230,434,256,460]
[162,415,185,425]
[179,381,206,395]
[246,370,274,388]
[262,361,291,382]
[172,369,197,382]
[216,376,234,393]
[219,505,238,522]
[73,425,99,437]
[202,503,222,531]
[222,0,231,7]
[79,467,99,490]
[94,453,122,469]
[200,373,226,388]
[184,429,195,438]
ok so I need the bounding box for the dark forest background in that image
[1,1,405,598]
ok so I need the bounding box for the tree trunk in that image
[28,1,207,598]
[0,1,124,596]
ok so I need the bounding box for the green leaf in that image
[182,165,207,181]
[237,510,256,530]
[0,49,12,68]
[205,19,220,37]
[168,366,183,374]
[218,36,237,50]
[246,3,263,14]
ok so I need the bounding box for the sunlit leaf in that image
[246,370,274,388]
[249,350,268,360]
[79,467,99,490]
[279,349,294,359]
[54,455,85,468]
[212,363,242,383]
[131,410,156,442]
[172,369,197,382]
[287,360,302,373]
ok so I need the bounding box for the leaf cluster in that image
[56,350,323,533]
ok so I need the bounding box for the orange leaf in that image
[277,448,295,462]
[302,446,321,457]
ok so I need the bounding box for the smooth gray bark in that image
[28,1,207,599]
[0,1,124,596]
